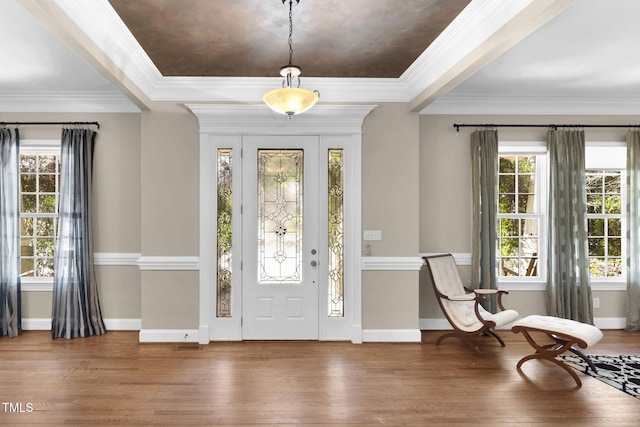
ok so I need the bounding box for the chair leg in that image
[435,331,458,346]
[435,331,480,354]
[486,329,506,347]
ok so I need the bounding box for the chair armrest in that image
[473,289,498,295]
[473,289,509,311]
[448,294,476,301]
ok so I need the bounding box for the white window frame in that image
[585,142,627,291]
[497,142,548,291]
[20,140,60,292]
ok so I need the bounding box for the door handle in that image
[310,260,318,267]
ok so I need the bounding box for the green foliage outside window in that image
[19,153,59,278]
[586,171,622,277]
[498,155,538,277]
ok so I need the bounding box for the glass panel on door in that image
[257,149,304,284]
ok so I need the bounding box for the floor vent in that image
[174,344,202,351]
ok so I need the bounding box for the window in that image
[585,144,626,283]
[19,141,60,283]
[216,148,233,317]
[496,142,626,289]
[497,143,547,282]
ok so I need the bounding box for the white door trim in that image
[191,104,376,344]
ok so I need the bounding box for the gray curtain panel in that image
[0,128,21,337]
[51,128,105,339]
[471,129,499,311]
[626,130,640,331]
[546,129,593,323]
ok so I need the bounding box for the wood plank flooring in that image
[0,329,639,425]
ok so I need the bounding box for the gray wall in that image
[418,114,631,322]
[0,111,142,321]
[3,107,630,334]
[361,104,420,329]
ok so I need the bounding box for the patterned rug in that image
[557,354,640,398]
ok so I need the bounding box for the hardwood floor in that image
[0,329,639,426]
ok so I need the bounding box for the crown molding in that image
[154,76,408,103]
[187,104,377,135]
[420,95,640,115]
[0,92,140,113]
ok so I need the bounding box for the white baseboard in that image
[104,318,141,330]
[421,317,627,331]
[362,329,422,342]
[139,329,200,343]
[22,318,141,331]
[21,318,50,330]
[594,317,627,329]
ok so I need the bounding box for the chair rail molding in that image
[361,257,424,271]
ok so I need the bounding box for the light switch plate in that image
[363,230,382,241]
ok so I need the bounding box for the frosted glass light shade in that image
[263,87,319,117]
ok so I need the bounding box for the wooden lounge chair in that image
[423,254,519,353]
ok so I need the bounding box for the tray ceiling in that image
[108,0,470,78]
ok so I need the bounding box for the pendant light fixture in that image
[263,0,319,118]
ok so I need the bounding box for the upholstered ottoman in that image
[511,315,603,386]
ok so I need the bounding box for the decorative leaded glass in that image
[216,149,232,317]
[328,149,344,317]
[258,149,303,284]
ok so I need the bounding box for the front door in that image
[242,135,319,339]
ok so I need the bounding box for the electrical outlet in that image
[593,297,600,309]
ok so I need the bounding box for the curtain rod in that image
[0,121,100,129]
[453,123,637,132]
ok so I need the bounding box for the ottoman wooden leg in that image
[514,329,584,387]
[511,315,603,388]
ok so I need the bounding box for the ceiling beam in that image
[18,0,163,111]
[406,0,575,112]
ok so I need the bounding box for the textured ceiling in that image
[108,0,470,78]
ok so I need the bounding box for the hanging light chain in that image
[263,0,318,118]
[288,0,294,66]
